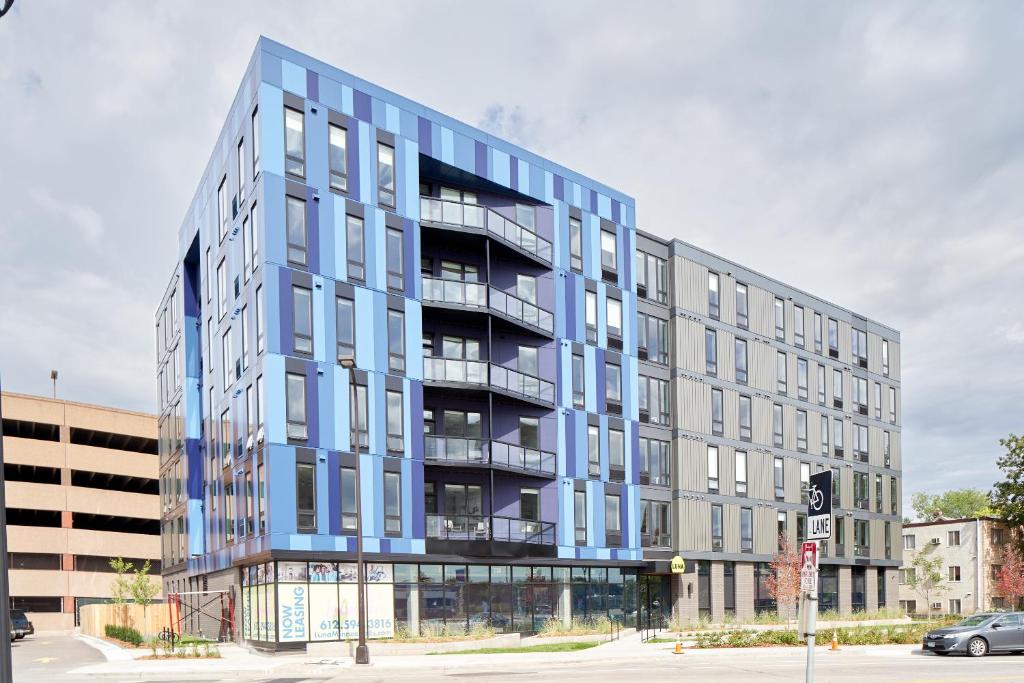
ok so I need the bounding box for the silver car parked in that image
[923,612,1024,657]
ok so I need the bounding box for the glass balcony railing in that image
[489,287,554,334]
[425,514,556,545]
[422,277,487,308]
[420,196,552,264]
[423,359,555,405]
[423,435,488,464]
[490,441,556,475]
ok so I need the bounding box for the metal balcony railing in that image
[425,514,556,545]
[489,287,554,335]
[421,277,554,335]
[420,196,552,264]
[423,435,488,464]
[423,357,489,385]
[489,364,555,404]
[421,277,487,308]
[422,359,555,405]
[490,441,556,476]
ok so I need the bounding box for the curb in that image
[75,633,136,661]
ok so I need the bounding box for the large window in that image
[328,124,348,191]
[735,338,748,384]
[707,446,719,492]
[889,386,897,423]
[574,490,587,544]
[711,504,723,551]
[711,388,723,436]
[249,202,259,272]
[587,425,600,478]
[821,415,829,455]
[797,358,808,400]
[776,351,787,394]
[377,142,395,208]
[774,297,785,340]
[221,328,233,389]
[852,328,868,367]
[854,377,868,414]
[386,390,404,452]
[336,297,354,361]
[814,312,823,354]
[585,291,597,343]
[854,424,868,461]
[833,368,844,408]
[384,471,402,535]
[874,382,882,419]
[388,309,405,373]
[638,313,668,364]
[735,451,748,496]
[639,437,670,487]
[773,403,784,447]
[605,362,622,410]
[796,410,807,452]
[350,383,368,448]
[386,228,404,291]
[217,258,227,319]
[638,376,670,425]
[600,230,617,275]
[218,176,228,242]
[286,195,307,266]
[740,507,753,553]
[284,106,305,177]
[296,462,316,531]
[739,395,752,441]
[251,106,260,176]
[605,494,621,543]
[833,417,844,457]
[794,305,805,347]
[607,298,622,340]
[292,286,312,354]
[705,328,718,375]
[571,354,585,408]
[774,457,785,500]
[608,428,625,480]
[708,272,720,319]
[347,214,365,281]
[854,472,869,510]
[640,500,671,547]
[890,476,898,514]
[827,318,839,358]
[882,340,890,376]
[736,283,749,328]
[569,217,583,272]
[800,462,811,503]
[636,252,668,303]
[340,467,356,533]
[286,372,307,440]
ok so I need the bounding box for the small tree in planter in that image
[109,557,135,628]
[994,544,1024,610]
[131,560,161,634]
[766,534,802,624]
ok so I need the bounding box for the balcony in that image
[423,358,555,406]
[421,277,554,336]
[424,437,556,477]
[426,514,555,545]
[420,197,553,265]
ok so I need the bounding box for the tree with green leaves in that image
[130,559,160,610]
[108,557,135,627]
[911,488,993,521]
[992,434,1024,554]
[906,543,947,618]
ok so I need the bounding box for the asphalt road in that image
[11,633,106,682]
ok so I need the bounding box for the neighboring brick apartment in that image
[899,517,1021,615]
[1,392,161,631]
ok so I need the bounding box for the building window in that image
[821,415,829,455]
[947,530,961,546]
[217,259,227,319]
[797,358,808,400]
[292,286,313,354]
[705,328,718,375]
[833,417,844,457]
[607,298,622,339]
[875,473,883,512]
[874,382,882,419]
[296,462,316,531]
[347,383,366,445]
[774,297,785,340]
[817,365,826,404]
[585,291,597,343]
[707,445,719,492]
[852,328,868,368]
[740,507,753,552]
[638,376,670,425]
[218,176,228,242]
[384,390,404,452]
[889,386,897,423]
[336,297,354,361]
[377,142,396,208]
[383,228,404,291]
[384,471,401,535]
[992,528,1006,545]
[255,285,264,355]
[739,395,752,441]
[569,217,583,272]
[882,340,890,376]
[240,305,249,370]
[609,428,625,480]
[241,215,251,281]
[388,309,405,373]
[854,519,869,556]
[250,202,259,271]
[948,566,961,582]
[776,351,787,394]
[328,124,348,191]
[773,403,784,447]
[346,215,365,281]
[827,318,839,358]
[636,252,668,304]
[735,338,748,384]
[854,377,868,415]
[236,137,246,203]
[605,494,621,543]
[736,283,748,328]
[831,369,844,409]
[286,372,307,440]
[948,598,961,615]
[796,410,807,452]
[641,500,671,547]
[711,504,723,551]
[605,362,621,410]
[587,425,600,478]
[854,472,869,510]
[286,195,307,266]
[600,230,617,276]
[735,451,748,496]
[638,313,668,364]
[777,511,787,546]
[639,437,670,487]
[340,466,356,533]
[903,534,916,550]
[251,106,260,175]
[221,328,233,389]
[708,272,720,319]
[571,354,585,408]
[774,457,785,500]
[794,305,805,347]
[711,388,724,436]
[284,107,305,177]
[574,490,587,544]
[890,477,898,514]
[814,312,823,354]
[854,424,868,461]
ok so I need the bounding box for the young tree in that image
[131,559,160,610]
[911,488,993,521]
[108,557,135,627]
[766,534,802,621]
[992,435,1024,554]
[994,544,1024,611]
[906,543,947,618]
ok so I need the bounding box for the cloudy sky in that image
[1,2,1021,511]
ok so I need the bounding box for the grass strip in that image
[429,641,600,655]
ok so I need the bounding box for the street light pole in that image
[340,358,369,665]
[0,378,14,683]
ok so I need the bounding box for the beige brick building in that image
[1,392,161,631]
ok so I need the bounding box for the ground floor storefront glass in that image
[239,561,638,644]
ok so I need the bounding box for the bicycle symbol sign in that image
[806,470,833,541]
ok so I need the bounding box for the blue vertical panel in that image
[367,367,382,457]
[341,84,354,116]
[597,193,612,220]
[259,50,282,88]
[598,415,609,482]
[264,350,285,447]
[359,452,377,538]
[585,214,600,281]
[556,408,567,477]
[453,132,474,173]
[400,110,418,141]
[259,84,284,179]
[544,171,554,204]
[318,191,336,280]
[269,445,297,534]
[403,139,420,222]
[334,364,350,451]
[333,194,348,279]
[401,378,412,457]
[586,479,600,547]
[440,127,455,166]
[625,482,638,550]
[404,300,423,381]
[628,355,639,422]
[316,452,330,534]
[400,457,413,538]
[371,208,386,292]
[621,290,633,356]
[281,60,307,97]
[311,275,326,363]
[318,74,342,112]
[583,345,596,412]
[572,182,582,209]
[353,287,376,372]
[385,103,400,133]
[317,361,334,450]
[596,282,608,349]
[559,477,572,547]
[358,121,372,206]
[517,159,529,195]
[306,104,328,195]
[491,148,510,187]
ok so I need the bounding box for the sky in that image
[1,1,1022,513]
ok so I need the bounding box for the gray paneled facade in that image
[635,232,902,621]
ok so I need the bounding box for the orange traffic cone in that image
[673,639,684,655]
[830,631,839,651]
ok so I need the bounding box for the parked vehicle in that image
[10,610,33,640]
[8,620,14,642]
[923,612,1024,657]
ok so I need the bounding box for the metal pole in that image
[0,380,14,683]
[350,368,369,665]
[804,540,818,683]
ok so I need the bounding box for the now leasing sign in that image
[806,470,833,541]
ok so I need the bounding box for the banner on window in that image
[309,583,341,641]
[339,584,395,639]
[277,583,307,642]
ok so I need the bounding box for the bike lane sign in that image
[806,470,832,541]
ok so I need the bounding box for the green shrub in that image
[104,624,144,646]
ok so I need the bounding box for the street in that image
[10,634,1024,683]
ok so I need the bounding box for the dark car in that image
[10,610,33,640]
[923,612,1024,657]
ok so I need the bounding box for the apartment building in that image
[155,37,900,647]
[0,392,160,631]
[899,518,1019,615]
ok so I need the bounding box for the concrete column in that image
[673,570,698,626]
[865,567,878,612]
[838,566,852,615]
[710,561,725,622]
[560,581,572,628]
[408,584,420,636]
[735,562,755,621]
[886,569,899,609]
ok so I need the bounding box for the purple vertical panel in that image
[279,267,293,355]
[353,90,372,122]
[306,185,320,274]
[564,411,576,478]
[564,274,576,341]
[474,141,487,176]
[305,362,319,449]
[630,426,640,486]
[402,218,415,297]
[596,348,606,413]
[611,200,621,224]
[509,155,519,191]
[306,70,319,102]
[553,175,564,201]
[418,117,433,155]
[411,460,425,539]
[589,189,598,214]
[327,451,340,535]
[539,479,558,523]
[348,128,360,203]
[409,382,424,460]
[379,539,391,553]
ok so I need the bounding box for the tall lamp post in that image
[338,357,369,665]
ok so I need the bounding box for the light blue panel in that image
[586,480,600,545]
[573,275,585,343]
[401,458,413,537]
[596,548,610,560]
[259,50,282,89]
[333,194,348,279]
[188,500,204,555]
[281,60,307,97]
[367,366,382,457]
[491,148,510,187]
[264,354,285,444]
[399,110,418,141]
[259,84,284,179]
[430,123,441,159]
[264,264,282,355]
[585,214,600,281]
[306,105,328,197]
[572,182,582,209]
[553,266,565,339]
[517,159,529,194]
[440,127,455,165]
[544,171,554,204]
[359,121,372,207]
[579,546,596,560]
[583,345,596,412]
[312,275,326,363]
[621,290,632,355]
[624,422,634,487]
[359,452,377,537]
[354,287,376,372]
[319,191,336,280]
[624,229,636,293]
[404,301,423,381]
[574,413,587,485]
[385,103,400,133]
[363,537,380,553]
[269,445,297,534]
[529,163,545,201]
[597,193,612,220]
[409,539,425,554]
[629,355,639,422]
[371,208,386,292]
[334,364,350,451]
[556,409,566,476]
[559,477,572,545]
[317,361,333,448]
[552,204,564,275]
[622,203,635,229]
[390,538,411,554]
[311,535,336,551]
[371,290,388,373]
[185,377,201,438]
[558,344,570,409]
[453,132,474,172]
[402,378,412,457]
[290,534,313,551]
[596,282,608,349]
[557,546,575,559]
[599,415,609,481]
[403,139,419,222]
[316,452,330,533]
[318,75,343,112]
[626,483,639,549]
[342,84,354,116]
